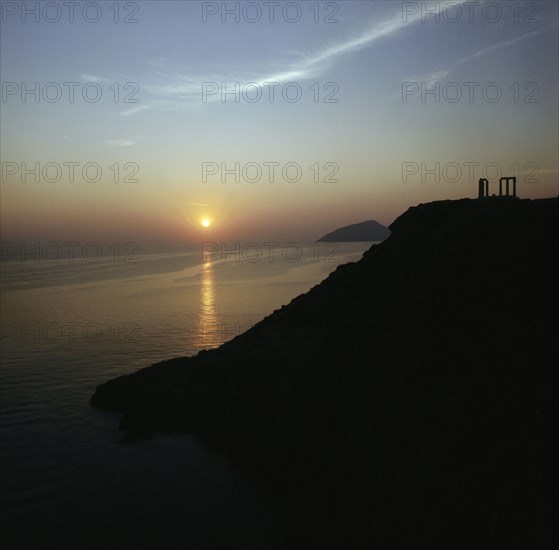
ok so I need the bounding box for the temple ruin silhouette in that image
[478,176,517,199]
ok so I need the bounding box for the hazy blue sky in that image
[1,0,558,246]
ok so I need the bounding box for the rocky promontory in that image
[92,198,557,549]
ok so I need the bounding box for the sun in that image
[200,218,211,228]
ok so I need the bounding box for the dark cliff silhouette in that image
[92,198,557,550]
[316,219,390,242]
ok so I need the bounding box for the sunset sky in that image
[1,0,558,247]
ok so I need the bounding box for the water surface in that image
[0,242,371,548]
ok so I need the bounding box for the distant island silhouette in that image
[317,219,390,242]
[92,196,557,550]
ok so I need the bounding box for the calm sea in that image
[0,242,371,549]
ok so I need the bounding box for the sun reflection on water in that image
[194,260,222,350]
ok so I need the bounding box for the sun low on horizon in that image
[0,2,557,549]
[0,1,557,245]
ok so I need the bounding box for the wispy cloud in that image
[401,29,546,99]
[122,1,471,114]
[119,105,150,117]
[456,29,545,65]
[80,73,113,83]
[106,140,135,147]
[259,0,473,83]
